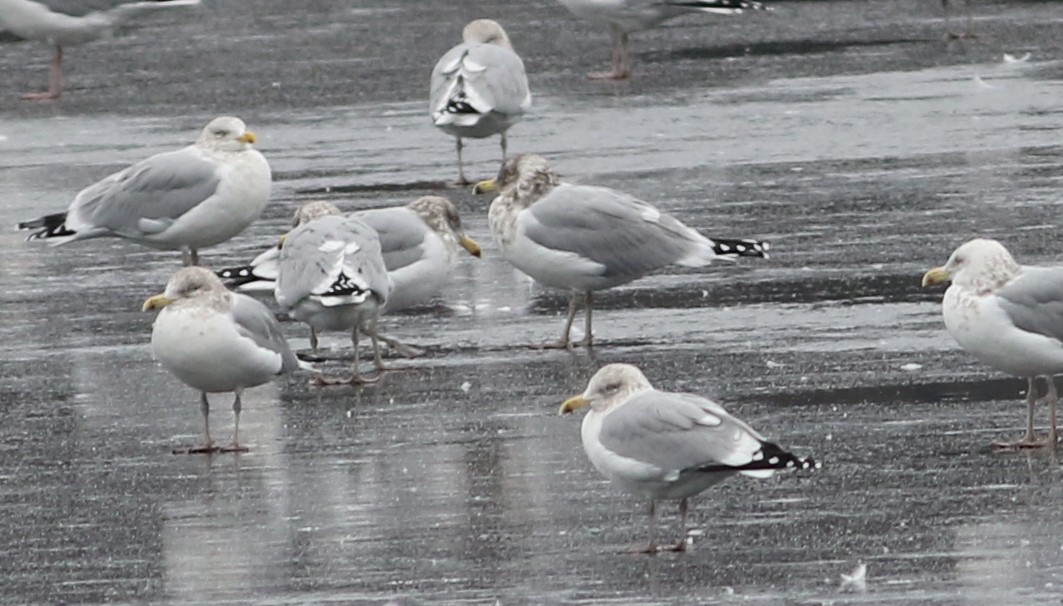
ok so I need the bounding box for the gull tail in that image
[697,441,819,478]
[18,212,77,242]
[664,0,770,15]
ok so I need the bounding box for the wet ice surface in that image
[5,0,1063,603]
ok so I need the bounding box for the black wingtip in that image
[216,265,262,288]
[711,237,770,259]
[696,441,819,474]
[17,212,73,241]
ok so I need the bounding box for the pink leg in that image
[589,29,631,80]
[23,45,63,101]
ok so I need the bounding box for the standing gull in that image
[430,19,531,184]
[275,206,391,385]
[143,267,307,454]
[18,116,272,267]
[474,153,768,349]
[0,0,200,100]
[217,197,482,355]
[556,0,768,80]
[560,363,816,553]
[923,238,1063,449]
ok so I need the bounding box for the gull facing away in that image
[18,116,272,267]
[474,153,769,349]
[216,197,482,356]
[923,238,1063,449]
[555,0,768,80]
[560,363,817,553]
[0,0,200,100]
[143,267,308,454]
[275,205,391,385]
[430,19,531,184]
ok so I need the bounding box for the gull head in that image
[409,196,481,258]
[462,19,514,50]
[292,201,341,227]
[922,238,1021,292]
[198,116,257,152]
[143,267,229,311]
[560,363,654,415]
[474,153,558,201]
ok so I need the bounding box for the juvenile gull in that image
[217,197,481,356]
[560,363,816,553]
[0,0,200,100]
[143,267,307,454]
[430,19,531,184]
[474,153,769,349]
[923,238,1063,449]
[555,0,768,80]
[275,205,391,385]
[18,116,271,267]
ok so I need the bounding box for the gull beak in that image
[559,395,589,415]
[472,178,498,195]
[460,235,482,258]
[277,233,287,249]
[237,131,257,144]
[921,266,951,287]
[142,294,174,312]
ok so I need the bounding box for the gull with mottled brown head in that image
[474,153,769,349]
[430,19,531,184]
[18,116,272,267]
[143,267,308,454]
[923,238,1063,449]
[560,363,817,553]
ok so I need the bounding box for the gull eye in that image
[214,129,230,138]
[602,382,622,394]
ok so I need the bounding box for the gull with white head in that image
[19,116,272,267]
[560,363,817,553]
[430,19,531,184]
[923,238,1063,448]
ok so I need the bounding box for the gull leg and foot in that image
[180,247,200,267]
[379,333,425,359]
[624,500,659,555]
[537,292,582,350]
[314,324,386,385]
[220,390,249,453]
[993,377,1047,449]
[665,498,690,552]
[23,46,63,101]
[1047,377,1059,447]
[576,291,594,349]
[180,392,221,454]
[500,132,508,159]
[454,138,469,185]
[300,327,329,362]
[590,29,630,80]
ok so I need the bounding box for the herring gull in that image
[474,153,769,349]
[555,0,768,80]
[430,19,531,184]
[217,197,481,356]
[274,205,391,385]
[18,116,272,267]
[923,238,1063,448]
[0,0,201,100]
[560,363,817,553]
[143,267,307,454]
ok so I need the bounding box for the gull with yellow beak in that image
[143,267,309,454]
[18,116,271,266]
[560,363,817,553]
[923,238,1063,449]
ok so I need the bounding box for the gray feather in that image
[997,266,1063,343]
[230,294,301,373]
